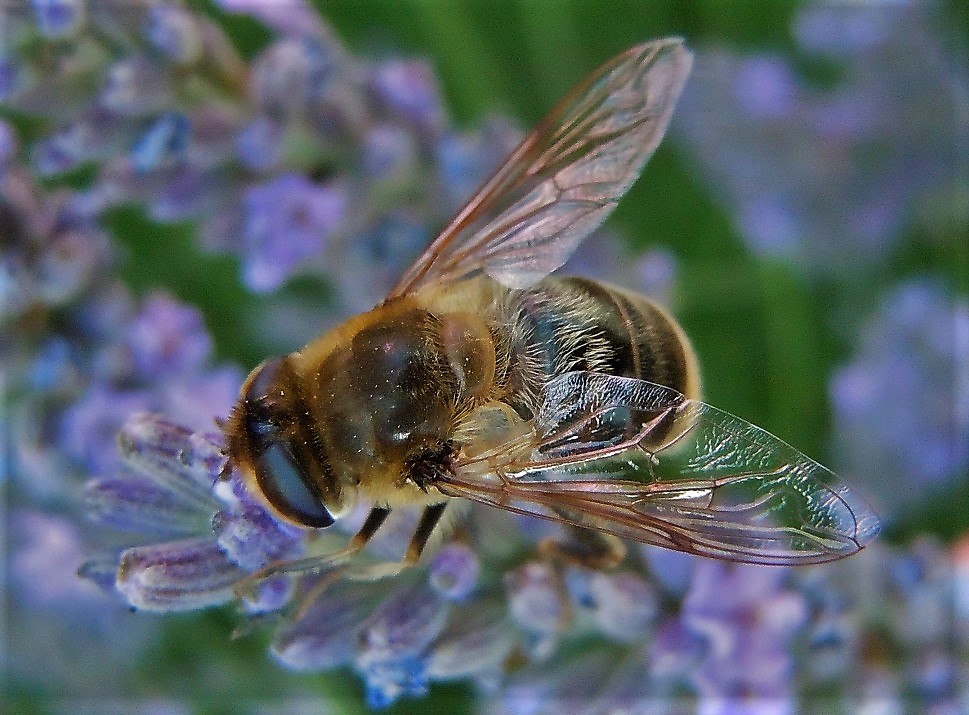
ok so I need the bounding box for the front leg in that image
[345,502,449,581]
[233,506,392,599]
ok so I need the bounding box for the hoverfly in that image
[225,38,879,588]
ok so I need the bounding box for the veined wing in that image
[387,39,692,298]
[437,372,880,565]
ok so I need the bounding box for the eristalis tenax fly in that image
[223,38,879,590]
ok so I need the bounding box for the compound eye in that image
[253,442,335,528]
[245,357,284,406]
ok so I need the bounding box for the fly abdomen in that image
[508,277,700,417]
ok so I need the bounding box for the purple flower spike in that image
[505,562,567,660]
[117,537,246,612]
[116,413,225,511]
[831,279,969,511]
[241,173,347,291]
[272,579,376,671]
[85,477,212,537]
[675,6,966,274]
[125,294,212,378]
[429,543,479,601]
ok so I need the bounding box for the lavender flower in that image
[674,3,966,274]
[683,563,808,705]
[4,1,965,710]
[216,0,327,40]
[31,0,86,40]
[830,278,969,515]
[239,173,347,292]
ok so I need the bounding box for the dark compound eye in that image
[253,441,335,529]
[239,357,335,529]
[244,357,284,405]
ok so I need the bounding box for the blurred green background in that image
[88,1,967,712]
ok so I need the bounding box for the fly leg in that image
[344,502,449,581]
[538,507,627,570]
[233,506,391,601]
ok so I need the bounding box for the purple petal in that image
[117,537,245,612]
[85,477,211,536]
[126,294,212,378]
[235,117,282,171]
[145,5,203,66]
[504,562,567,660]
[31,0,86,40]
[428,543,479,601]
[370,59,445,133]
[272,579,377,671]
[59,385,152,475]
[241,173,346,291]
[213,501,303,571]
[240,574,294,614]
[117,413,226,510]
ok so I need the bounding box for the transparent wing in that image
[437,372,880,565]
[387,38,693,298]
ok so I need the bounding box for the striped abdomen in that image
[505,277,700,418]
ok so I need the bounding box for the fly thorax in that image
[311,308,458,483]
